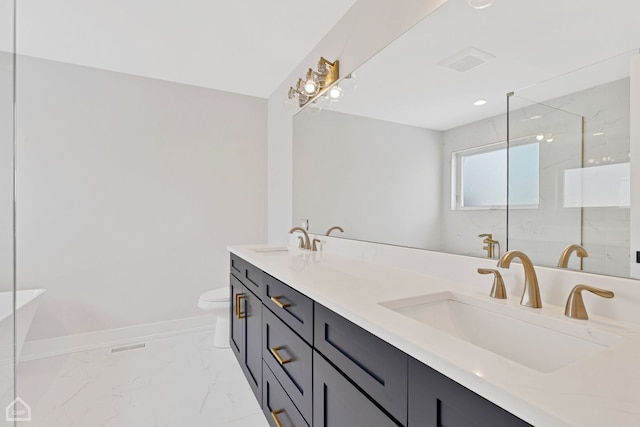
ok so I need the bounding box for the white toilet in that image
[198,287,230,348]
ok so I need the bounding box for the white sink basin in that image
[380,291,619,373]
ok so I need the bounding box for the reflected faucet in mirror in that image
[289,227,313,251]
[478,234,500,259]
[557,244,589,268]
[497,250,542,308]
[326,226,344,236]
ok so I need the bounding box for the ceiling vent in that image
[438,47,495,72]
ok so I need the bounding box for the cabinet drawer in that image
[408,357,531,427]
[314,303,407,425]
[230,253,263,298]
[313,351,399,427]
[263,273,313,344]
[263,361,309,427]
[263,307,312,423]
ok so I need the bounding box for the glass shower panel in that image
[0,0,16,423]
[508,51,633,276]
[507,97,583,269]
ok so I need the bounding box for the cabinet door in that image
[314,303,407,424]
[230,274,244,359]
[263,361,309,427]
[313,351,400,427]
[263,307,312,423]
[244,287,263,405]
[408,358,531,427]
[230,275,263,405]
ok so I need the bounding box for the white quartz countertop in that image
[228,244,640,427]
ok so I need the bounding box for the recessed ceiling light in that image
[473,99,487,106]
[530,115,542,120]
[593,131,605,136]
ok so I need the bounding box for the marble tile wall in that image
[442,78,630,276]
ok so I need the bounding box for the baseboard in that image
[20,315,216,361]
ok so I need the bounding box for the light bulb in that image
[536,134,544,141]
[466,0,495,9]
[329,86,342,99]
[304,80,317,94]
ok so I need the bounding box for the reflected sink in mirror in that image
[251,246,290,256]
[380,292,619,373]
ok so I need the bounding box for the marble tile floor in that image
[13,329,268,427]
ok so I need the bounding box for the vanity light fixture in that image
[536,134,544,141]
[473,99,487,106]
[288,57,340,107]
[466,0,495,9]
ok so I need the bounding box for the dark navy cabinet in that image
[314,302,408,425]
[313,351,400,427]
[408,358,531,427]
[230,274,262,404]
[229,254,533,427]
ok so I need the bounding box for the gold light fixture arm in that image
[288,57,340,107]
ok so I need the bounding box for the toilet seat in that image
[199,287,229,303]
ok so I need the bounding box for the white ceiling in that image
[10,0,357,98]
[324,0,640,131]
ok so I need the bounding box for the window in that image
[452,142,539,209]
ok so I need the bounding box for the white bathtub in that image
[0,289,46,363]
[0,289,45,402]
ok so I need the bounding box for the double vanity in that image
[228,241,640,426]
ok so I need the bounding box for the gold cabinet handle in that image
[270,296,291,309]
[269,346,293,365]
[234,293,241,317]
[271,409,285,427]
[235,293,247,319]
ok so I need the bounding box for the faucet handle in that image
[312,238,321,251]
[477,268,507,299]
[297,236,305,249]
[565,284,614,320]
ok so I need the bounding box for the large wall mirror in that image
[293,0,640,279]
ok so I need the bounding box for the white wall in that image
[293,109,443,249]
[16,56,267,341]
[267,0,447,244]
[631,54,640,278]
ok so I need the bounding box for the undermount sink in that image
[251,246,290,256]
[380,291,619,373]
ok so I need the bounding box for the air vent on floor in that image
[438,47,495,72]
[109,342,147,354]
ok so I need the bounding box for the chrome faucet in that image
[497,250,542,308]
[289,227,312,251]
[557,244,588,268]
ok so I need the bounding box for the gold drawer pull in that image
[235,293,246,319]
[270,296,291,309]
[270,346,293,365]
[271,409,285,427]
